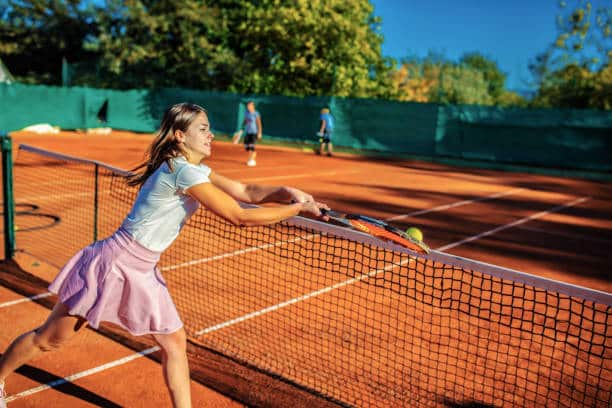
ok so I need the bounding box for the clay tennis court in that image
[1,130,611,407]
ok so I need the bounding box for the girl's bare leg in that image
[152,328,191,408]
[0,302,87,383]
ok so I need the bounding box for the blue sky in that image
[370,0,598,92]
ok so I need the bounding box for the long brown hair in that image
[126,103,208,187]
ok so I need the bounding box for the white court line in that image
[4,195,594,402]
[0,187,569,308]
[10,169,355,206]
[6,255,415,402]
[12,169,356,204]
[0,233,317,309]
[195,258,414,335]
[195,196,594,336]
[386,188,524,221]
[4,347,160,403]
[0,292,53,308]
[161,234,316,272]
[437,196,590,251]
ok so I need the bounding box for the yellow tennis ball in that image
[405,227,423,242]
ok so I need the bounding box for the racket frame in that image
[322,210,430,254]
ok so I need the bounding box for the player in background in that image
[317,108,334,157]
[242,101,262,166]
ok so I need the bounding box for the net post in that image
[1,132,16,259]
[93,163,99,243]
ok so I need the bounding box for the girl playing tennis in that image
[0,102,328,408]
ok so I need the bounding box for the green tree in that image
[93,0,237,89]
[529,0,611,109]
[531,52,612,109]
[460,52,507,100]
[1,0,394,96]
[436,62,494,105]
[390,62,435,102]
[496,90,529,108]
[553,0,610,70]
[0,0,99,84]
[218,0,395,97]
[391,53,525,106]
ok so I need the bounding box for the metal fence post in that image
[1,132,15,259]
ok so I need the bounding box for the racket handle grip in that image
[321,209,343,218]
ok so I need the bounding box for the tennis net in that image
[8,144,612,407]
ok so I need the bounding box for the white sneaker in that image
[0,382,7,408]
[247,159,256,167]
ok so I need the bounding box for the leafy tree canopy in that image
[391,53,525,107]
[460,52,506,99]
[531,52,612,109]
[529,0,611,109]
[0,0,394,97]
[2,0,606,109]
[92,0,236,89]
[0,0,100,84]
[217,0,395,97]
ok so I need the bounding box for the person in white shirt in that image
[0,102,328,408]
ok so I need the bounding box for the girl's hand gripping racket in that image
[321,209,430,254]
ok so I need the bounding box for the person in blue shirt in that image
[317,108,334,156]
[242,101,262,166]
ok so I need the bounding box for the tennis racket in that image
[232,129,243,144]
[321,209,430,254]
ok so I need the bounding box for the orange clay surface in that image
[1,129,611,407]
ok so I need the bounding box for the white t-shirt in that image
[121,157,211,252]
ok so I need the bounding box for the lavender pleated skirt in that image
[48,227,183,336]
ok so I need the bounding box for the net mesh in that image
[10,144,612,407]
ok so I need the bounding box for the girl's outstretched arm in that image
[209,172,314,204]
[187,180,326,227]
